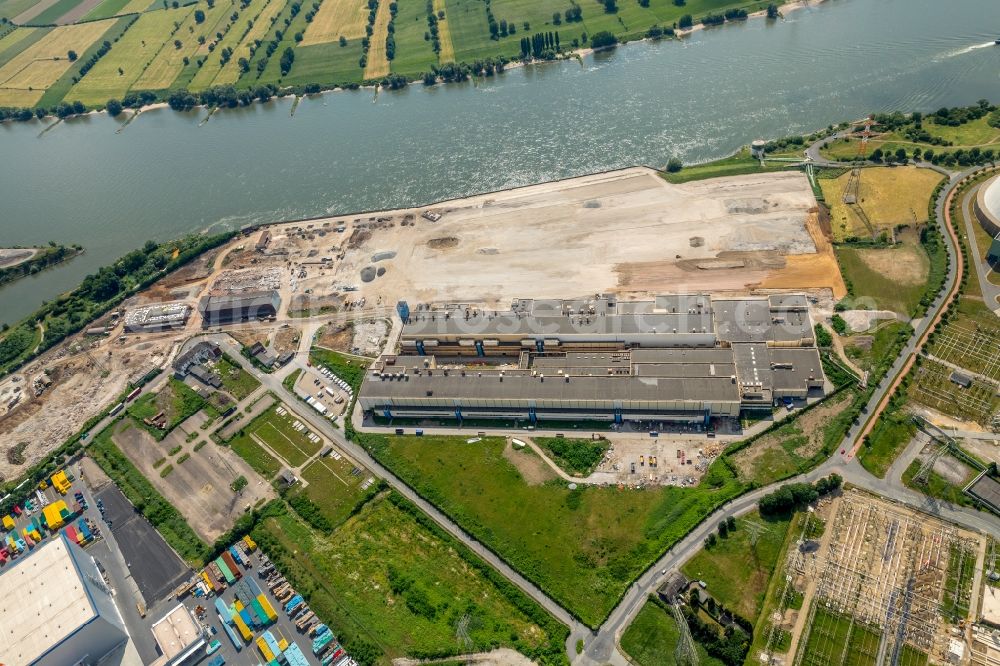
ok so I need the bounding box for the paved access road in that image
[959,175,1000,313]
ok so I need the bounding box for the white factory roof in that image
[150,604,203,664]
[0,535,96,666]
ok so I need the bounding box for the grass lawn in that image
[820,166,944,241]
[211,353,261,400]
[620,598,724,666]
[857,411,915,479]
[235,403,322,466]
[310,347,369,393]
[253,493,568,663]
[67,6,191,105]
[835,232,931,316]
[798,608,879,666]
[729,389,856,487]
[227,430,282,477]
[291,454,378,528]
[533,436,609,477]
[661,147,799,184]
[360,434,745,626]
[389,0,438,76]
[680,510,793,623]
[925,115,1000,146]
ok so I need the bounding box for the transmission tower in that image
[913,440,949,486]
[670,602,699,666]
[455,613,473,659]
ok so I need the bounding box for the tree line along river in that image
[0,0,998,326]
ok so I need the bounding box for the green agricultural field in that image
[207,0,285,86]
[291,453,378,527]
[680,510,792,623]
[36,15,133,108]
[185,0,269,88]
[83,0,139,20]
[621,599,724,666]
[26,0,84,25]
[360,434,744,626]
[66,6,191,105]
[131,0,231,90]
[0,28,43,67]
[253,493,568,663]
[389,0,438,76]
[0,0,42,20]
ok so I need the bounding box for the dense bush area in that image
[287,492,333,533]
[534,437,609,476]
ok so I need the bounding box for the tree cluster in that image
[758,474,842,515]
[520,31,560,59]
[589,30,616,49]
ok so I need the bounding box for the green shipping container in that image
[216,557,236,585]
[251,599,269,626]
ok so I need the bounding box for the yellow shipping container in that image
[51,470,71,494]
[233,614,253,641]
[2,515,14,530]
[242,534,257,551]
[256,637,275,661]
[42,501,69,529]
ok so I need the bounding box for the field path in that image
[432,0,452,63]
[361,0,390,79]
[301,0,367,45]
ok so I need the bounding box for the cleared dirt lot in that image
[276,168,845,309]
[112,417,274,542]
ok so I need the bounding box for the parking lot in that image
[93,481,191,604]
[295,367,351,418]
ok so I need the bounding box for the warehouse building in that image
[0,532,129,666]
[198,290,280,327]
[123,302,191,333]
[361,294,824,425]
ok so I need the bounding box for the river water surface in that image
[1,0,999,324]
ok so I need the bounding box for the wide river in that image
[1,0,999,325]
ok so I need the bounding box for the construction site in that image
[0,167,847,479]
[767,490,988,666]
